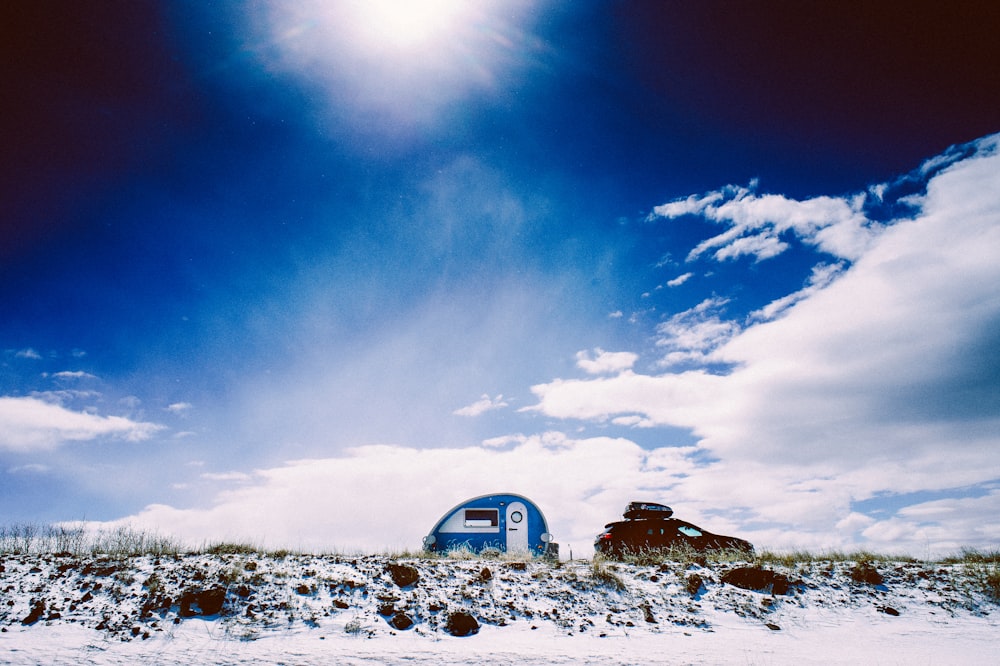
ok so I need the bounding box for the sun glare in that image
[256,0,533,134]
[354,0,466,50]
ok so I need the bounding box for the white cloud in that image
[651,182,878,262]
[0,396,165,452]
[200,471,253,482]
[666,272,693,287]
[654,297,739,367]
[7,463,51,475]
[166,402,193,415]
[52,371,98,380]
[610,414,656,428]
[16,348,42,360]
[575,348,638,375]
[860,489,1000,556]
[453,394,509,417]
[528,134,1000,555]
[30,389,102,404]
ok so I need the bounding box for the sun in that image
[351,0,468,51]
[255,0,532,135]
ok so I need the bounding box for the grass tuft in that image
[590,555,627,591]
[203,542,263,556]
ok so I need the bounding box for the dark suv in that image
[594,502,753,557]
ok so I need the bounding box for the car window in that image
[678,525,702,537]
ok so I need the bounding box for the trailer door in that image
[505,501,529,552]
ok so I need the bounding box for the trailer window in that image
[464,509,499,528]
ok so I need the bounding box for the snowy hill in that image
[2,551,998,664]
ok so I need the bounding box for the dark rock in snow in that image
[178,587,226,617]
[721,567,792,595]
[446,611,480,636]
[81,562,119,577]
[389,612,414,630]
[686,573,705,597]
[879,605,900,616]
[387,563,419,588]
[641,603,657,624]
[766,623,781,631]
[22,600,45,625]
[851,562,884,586]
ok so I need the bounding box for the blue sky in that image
[3,1,999,556]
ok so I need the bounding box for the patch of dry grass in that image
[0,522,181,557]
[755,549,917,566]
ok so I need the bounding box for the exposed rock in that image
[386,563,419,588]
[22,600,45,625]
[851,562,884,586]
[389,612,414,630]
[178,587,226,617]
[686,573,705,597]
[445,610,480,637]
[721,567,791,595]
[81,562,119,577]
[641,602,657,623]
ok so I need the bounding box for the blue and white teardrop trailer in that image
[422,493,557,558]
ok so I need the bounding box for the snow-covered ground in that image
[2,552,997,664]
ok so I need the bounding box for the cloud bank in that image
[526,134,1000,553]
[86,134,1000,557]
[89,433,699,555]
